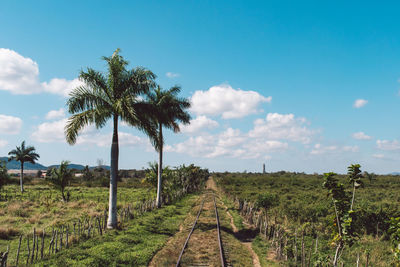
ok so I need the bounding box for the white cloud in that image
[249,113,314,144]
[353,99,368,108]
[190,84,271,119]
[0,139,8,147]
[373,154,385,159]
[0,48,82,96]
[376,139,400,151]
[76,132,145,147]
[310,143,337,155]
[352,131,372,140]
[165,135,216,157]
[45,108,65,120]
[166,72,180,78]
[0,114,23,134]
[180,116,219,134]
[31,119,67,143]
[166,127,288,159]
[310,144,358,155]
[167,112,318,160]
[31,118,145,148]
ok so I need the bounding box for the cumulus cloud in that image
[166,126,289,159]
[376,139,400,151]
[166,112,318,160]
[31,119,67,143]
[373,154,385,159]
[31,118,145,148]
[0,48,82,96]
[0,114,23,134]
[190,84,271,119]
[353,99,368,108]
[249,113,314,144]
[352,132,372,140]
[76,132,145,147]
[180,116,219,134]
[166,72,180,78]
[310,144,358,155]
[0,139,8,147]
[45,108,65,120]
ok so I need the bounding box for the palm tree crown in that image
[146,85,191,150]
[8,141,40,193]
[146,85,191,207]
[65,48,157,228]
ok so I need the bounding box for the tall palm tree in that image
[65,49,157,229]
[8,141,40,193]
[146,85,191,207]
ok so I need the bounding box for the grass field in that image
[215,172,400,266]
[0,180,156,265]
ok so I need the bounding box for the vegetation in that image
[65,49,157,229]
[145,85,191,208]
[46,161,74,202]
[0,160,8,192]
[38,193,199,266]
[144,163,209,204]
[215,169,400,266]
[8,141,40,193]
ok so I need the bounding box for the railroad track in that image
[176,193,227,267]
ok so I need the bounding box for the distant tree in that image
[82,165,94,181]
[37,170,43,178]
[8,141,40,193]
[364,171,376,182]
[46,161,73,202]
[146,85,191,208]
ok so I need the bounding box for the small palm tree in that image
[146,85,191,207]
[65,49,157,229]
[47,161,73,202]
[8,141,40,193]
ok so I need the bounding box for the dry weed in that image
[0,226,20,240]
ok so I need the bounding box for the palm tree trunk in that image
[20,162,24,193]
[156,124,163,208]
[107,115,119,229]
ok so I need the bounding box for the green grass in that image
[0,182,156,265]
[35,194,199,266]
[215,172,400,266]
[252,236,280,267]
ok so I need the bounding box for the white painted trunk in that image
[107,115,119,229]
[156,125,163,208]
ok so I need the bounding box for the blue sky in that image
[1,1,400,173]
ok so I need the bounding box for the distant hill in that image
[0,157,47,170]
[47,164,86,170]
[389,172,400,175]
[0,156,110,170]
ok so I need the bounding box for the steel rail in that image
[214,196,226,267]
[176,198,205,267]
